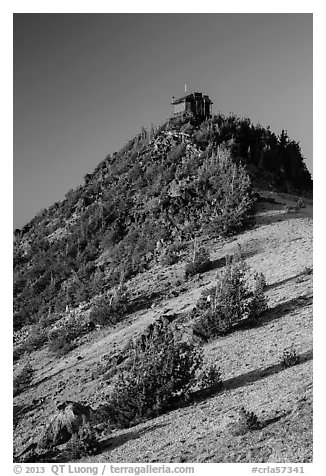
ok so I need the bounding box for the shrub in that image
[197,364,223,391]
[192,255,268,340]
[303,266,313,276]
[13,363,34,396]
[13,345,25,363]
[47,328,75,357]
[159,243,183,266]
[47,312,87,357]
[89,288,130,327]
[296,266,313,283]
[246,272,268,320]
[185,246,211,278]
[19,325,48,354]
[280,346,300,368]
[192,254,248,339]
[106,319,203,428]
[230,407,261,435]
[192,301,231,339]
[65,423,100,459]
[203,147,254,236]
[167,143,187,163]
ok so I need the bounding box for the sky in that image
[13,13,313,229]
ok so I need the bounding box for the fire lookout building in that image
[171,92,213,120]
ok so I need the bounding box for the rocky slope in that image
[13,113,312,340]
[13,190,313,463]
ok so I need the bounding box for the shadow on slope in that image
[254,201,306,227]
[129,290,165,314]
[190,349,312,405]
[203,396,312,463]
[100,422,169,453]
[208,248,260,274]
[236,295,313,333]
[265,272,311,291]
[222,349,313,393]
[192,294,313,346]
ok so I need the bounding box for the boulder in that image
[37,401,94,449]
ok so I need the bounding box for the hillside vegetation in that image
[13,112,313,463]
[13,113,311,340]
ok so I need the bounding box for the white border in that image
[4,3,323,474]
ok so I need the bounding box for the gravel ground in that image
[14,191,313,463]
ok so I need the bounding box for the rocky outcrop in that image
[14,400,108,462]
[36,401,94,449]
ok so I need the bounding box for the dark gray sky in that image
[13,13,312,229]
